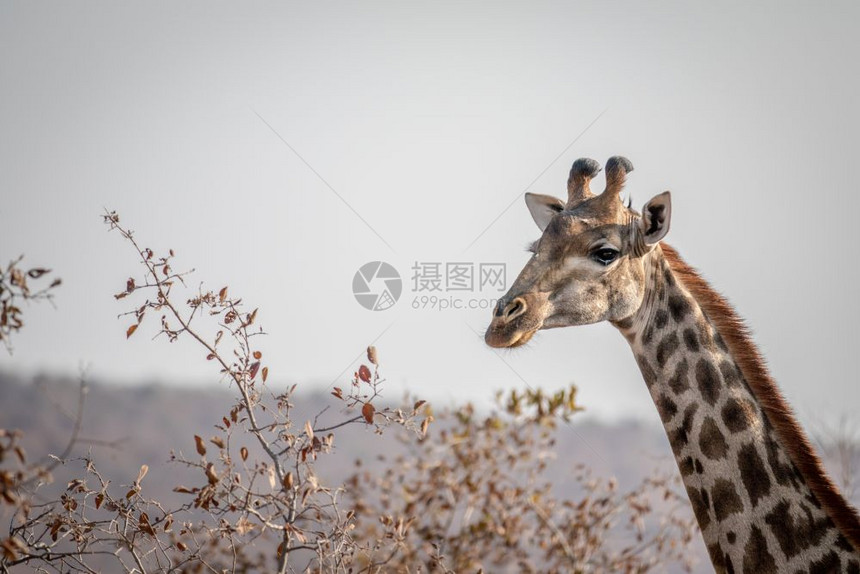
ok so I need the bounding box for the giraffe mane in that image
[661,243,860,551]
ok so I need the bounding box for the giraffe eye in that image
[592,247,619,265]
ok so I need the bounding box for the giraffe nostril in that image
[503,298,527,321]
[494,298,508,317]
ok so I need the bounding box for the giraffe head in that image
[485,156,672,348]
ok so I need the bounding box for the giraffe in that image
[484,157,860,573]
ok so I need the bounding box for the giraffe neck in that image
[613,246,860,573]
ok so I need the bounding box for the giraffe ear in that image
[525,193,565,232]
[640,191,672,245]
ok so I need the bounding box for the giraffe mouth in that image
[484,325,538,348]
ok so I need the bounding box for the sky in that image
[1,1,859,428]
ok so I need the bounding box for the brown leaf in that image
[261,366,269,382]
[126,324,138,339]
[205,463,219,485]
[253,350,262,359]
[413,400,427,412]
[249,361,260,380]
[176,541,187,552]
[367,345,378,365]
[27,268,50,279]
[139,512,156,536]
[304,420,314,441]
[421,416,433,437]
[219,286,228,302]
[210,436,225,449]
[358,365,372,383]
[362,402,375,424]
[194,435,206,456]
[240,446,248,461]
[283,471,294,490]
[95,493,104,509]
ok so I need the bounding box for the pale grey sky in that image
[2,1,858,426]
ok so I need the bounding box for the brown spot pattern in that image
[656,332,679,368]
[687,486,711,530]
[668,293,690,322]
[719,359,741,388]
[636,355,657,389]
[738,443,771,507]
[721,397,754,433]
[712,478,743,521]
[695,359,721,406]
[809,551,840,574]
[743,526,777,574]
[656,394,678,424]
[670,403,698,446]
[699,416,728,460]
[682,327,699,352]
[764,500,828,558]
[668,359,689,394]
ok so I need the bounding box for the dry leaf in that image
[194,435,206,456]
[421,416,434,437]
[135,464,149,487]
[358,365,372,383]
[362,402,375,424]
[262,366,269,382]
[126,324,138,339]
[205,463,219,485]
[240,446,248,461]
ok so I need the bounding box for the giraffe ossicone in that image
[485,156,860,573]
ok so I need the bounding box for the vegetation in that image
[0,213,699,573]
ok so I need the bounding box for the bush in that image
[0,213,697,573]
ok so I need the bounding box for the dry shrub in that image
[347,388,699,573]
[1,213,698,573]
